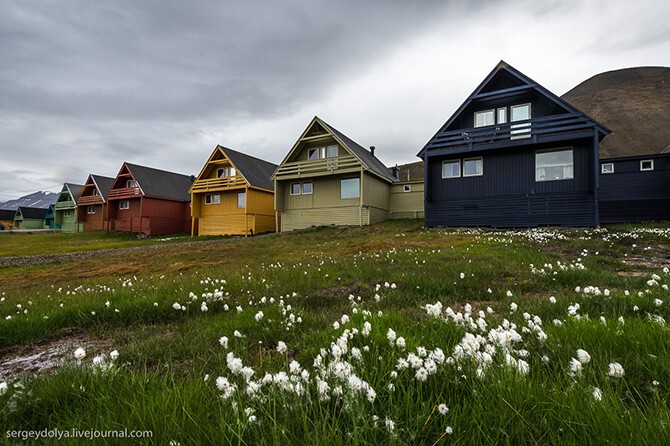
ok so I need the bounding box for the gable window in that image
[126,180,136,188]
[308,145,339,160]
[640,159,654,171]
[536,148,573,182]
[442,160,461,179]
[87,206,96,215]
[217,167,236,178]
[497,107,507,124]
[601,163,614,174]
[302,181,313,195]
[92,189,99,196]
[308,149,319,160]
[341,178,360,199]
[474,110,495,128]
[463,157,483,177]
[205,194,220,205]
[403,184,412,192]
[237,191,246,208]
[511,103,531,138]
[290,183,301,195]
[327,145,338,158]
[119,200,130,210]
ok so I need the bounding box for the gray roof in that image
[125,163,193,201]
[91,175,115,199]
[16,206,48,220]
[320,119,397,183]
[220,146,277,191]
[0,209,15,220]
[388,161,424,182]
[63,183,85,203]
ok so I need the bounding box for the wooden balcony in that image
[77,195,104,206]
[54,200,76,210]
[108,187,142,200]
[274,155,360,180]
[190,176,246,193]
[424,113,602,157]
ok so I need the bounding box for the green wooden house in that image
[272,116,398,232]
[54,183,84,233]
[13,207,49,230]
[44,204,56,229]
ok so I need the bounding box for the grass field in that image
[1,221,669,444]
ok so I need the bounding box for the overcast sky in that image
[1,0,668,202]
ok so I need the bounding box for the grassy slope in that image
[1,221,669,445]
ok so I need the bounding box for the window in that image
[601,163,614,174]
[536,148,573,182]
[217,167,236,178]
[474,110,495,128]
[403,184,412,192]
[640,159,654,171]
[341,178,360,199]
[302,182,313,195]
[497,107,507,124]
[205,194,220,205]
[87,206,95,215]
[511,103,531,138]
[119,200,130,210]
[126,180,136,188]
[308,148,319,160]
[92,189,99,196]
[237,191,246,208]
[64,210,72,217]
[290,183,301,195]
[463,157,483,177]
[308,145,339,160]
[327,145,338,158]
[442,160,461,178]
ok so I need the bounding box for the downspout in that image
[423,153,429,228]
[359,168,364,226]
[190,192,195,237]
[593,131,600,228]
[245,186,249,237]
[274,179,279,233]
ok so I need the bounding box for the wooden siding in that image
[389,182,424,219]
[194,188,276,236]
[108,197,190,235]
[600,155,670,223]
[281,206,364,232]
[282,173,362,211]
[79,204,108,231]
[362,174,391,210]
[15,218,45,230]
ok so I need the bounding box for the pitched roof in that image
[0,209,15,220]
[220,146,277,191]
[91,175,115,199]
[124,163,193,201]
[388,161,424,182]
[63,183,85,203]
[17,206,48,220]
[318,118,397,183]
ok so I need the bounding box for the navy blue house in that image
[419,61,610,228]
[599,153,670,223]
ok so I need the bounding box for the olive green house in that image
[13,207,49,230]
[54,183,85,233]
[388,161,425,220]
[272,116,399,232]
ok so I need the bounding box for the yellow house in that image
[190,146,278,236]
[272,116,398,232]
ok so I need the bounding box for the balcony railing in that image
[108,187,142,200]
[190,176,247,193]
[274,155,360,179]
[424,113,600,154]
[54,200,76,210]
[77,195,104,206]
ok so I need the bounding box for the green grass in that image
[1,221,670,444]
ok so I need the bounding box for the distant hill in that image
[0,191,58,211]
[561,66,670,158]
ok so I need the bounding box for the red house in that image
[76,174,115,231]
[106,162,193,236]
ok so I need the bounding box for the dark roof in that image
[0,209,15,220]
[91,175,115,198]
[320,119,397,183]
[220,147,277,191]
[17,206,48,220]
[124,163,192,201]
[389,161,424,182]
[63,183,85,203]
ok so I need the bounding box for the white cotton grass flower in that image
[74,347,86,360]
[510,302,517,312]
[438,404,449,415]
[385,417,395,432]
[387,328,397,344]
[396,337,406,349]
[445,426,453,435]
[608,362,625,378]
[506,290,513,298]
[233,330,244,338]
[276,341,287,354]
[0,381,7,395]
[255,311,264,321]
[569,358,583,377]
[592,387,603,401]
[109,350,119,361]
[172,302,182,311]
[576,349,591,364]
[219,336,229,348]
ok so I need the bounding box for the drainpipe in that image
[593,132,600,228]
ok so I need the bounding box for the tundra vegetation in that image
[1,221,669,445]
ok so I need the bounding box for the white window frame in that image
[497,107,507,124]
[119,200,130,210]
[126,180,136,188]
[601,163,614,174]
[64,210,72,217]
[327,145,338,158]
[463,157,483,177]
[441,160,461,179]
[87,206,95,215]
[474,109,495,128]
[535,148,574,182]
[511,103,532,139]
[340,177,360,200]
[302,181,313,195]
[92,189,99,196]
[308,148,319,160]
[205,194,220,205]
[640,159,654,171]
[237,191,246,208]
[403,184,411,192]
[290,183,301,195]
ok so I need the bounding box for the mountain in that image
[0,191,58,210]
[561,66,670,159]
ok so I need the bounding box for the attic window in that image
[474,110,495,127]
[308,145,338,160]
[217,167,236,178]
[403,184,411,192]
[92,189,99,196]
[601,163,614,174]
[640,160,654,171]
[126,180,136,188]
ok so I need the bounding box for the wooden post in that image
[359,168,364,226]
[245,186,248,237]
[191,217,195,237]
